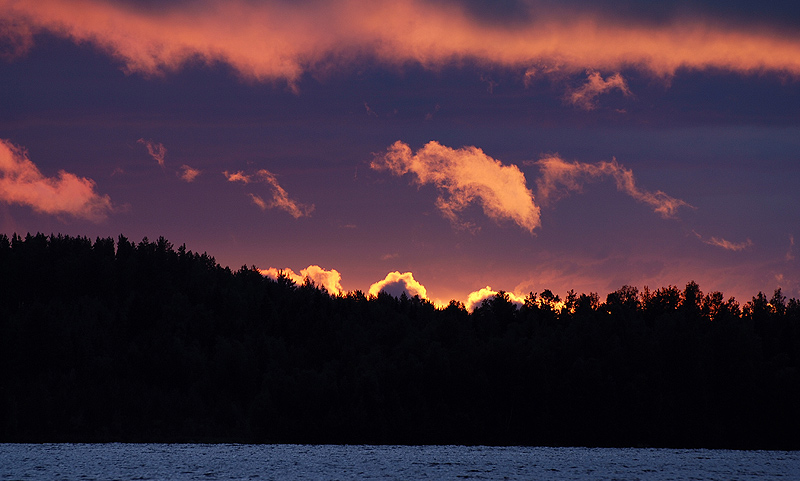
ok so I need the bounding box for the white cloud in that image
[464,286,526,312]
[0,139,113,221]
[372,140,540,233]
[368,271,428,299]
[260,265,343,295]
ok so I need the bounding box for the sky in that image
[1,0,799,308]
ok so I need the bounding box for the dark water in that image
[1,444,798,480]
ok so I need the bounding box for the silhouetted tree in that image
[1,232,798,449]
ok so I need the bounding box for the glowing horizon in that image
[1,0,797,306]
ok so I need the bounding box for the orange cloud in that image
[247,193,268,210]
[223,170,252,184]
[534,155,691,218]
[3,0,800,87]
[465,286,526,312]
[369,271,428,299]
[0,139,113,221]
[705,236,754,251]
[137,138,166,168]
[224,169,314,218]
[260,265,344,295]
[566,70,632,110]
[372,141,540,232]
[178,164,201,182]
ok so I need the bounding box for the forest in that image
[1,233,799,449]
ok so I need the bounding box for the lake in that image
[1,444,798,480]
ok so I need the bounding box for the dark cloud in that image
[528,0,800,29]
[435,0,800,31]
[429,0,532,24]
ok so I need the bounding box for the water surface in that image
[2,444,798,480]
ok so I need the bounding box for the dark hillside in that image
[1,233,799,448]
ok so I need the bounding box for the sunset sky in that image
[1,0,798,307]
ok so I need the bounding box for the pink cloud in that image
[0,139,113,221]
[224,169,313,218]
[178,164,201,182]
[705,236,754,251]
[223,170,252,184]
[372,141,540,233]
[3,0,800,88]
[137,138,166,168]
[566,70,632,110]
[247,193,267,210]
[535,155,691,218]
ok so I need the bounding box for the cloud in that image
[788,235,796,261]
[692,231,753,251]
[0,139,113,222]
[224,169,314,218]
[0,139,113,221]
[223,170,252,184]
[705,236,753,251]
[534,155,691,218]
[260,265,344,295]
[137,139,200,181]
[178,164,201,182]
[0,16,33,60]
[465,286,526,312]
[4,0,800,88]
[137,138,166,168]
[566,70,632,110]
[523,67,537,88]
[247,193,268,210]
[368,271,428,299]
[424,104,440,121]
[259,267,303,285]
[372,140,541,233]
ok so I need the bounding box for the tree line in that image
[1,233,798,448]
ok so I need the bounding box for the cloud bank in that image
[0,139,113,221]
[534,155,691,218]
[260,265,343,295]
[369,271,428,299]
[372,141,540,232]
[224,169,314,218]
[3,0,800,87]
